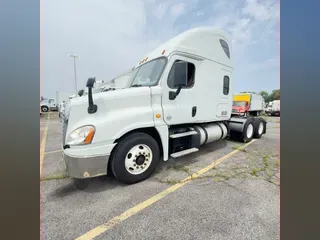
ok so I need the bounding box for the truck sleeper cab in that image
[61,27,267,185]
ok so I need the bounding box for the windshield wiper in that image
[131,84,143,87]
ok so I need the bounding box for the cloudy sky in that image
[41,0,279,98]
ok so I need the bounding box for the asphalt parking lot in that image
[40,112,280,240]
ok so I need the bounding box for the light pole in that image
[68,54,80,96]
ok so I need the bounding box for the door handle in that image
[192,106,197,117]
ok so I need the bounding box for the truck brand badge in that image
[221,111,227,115]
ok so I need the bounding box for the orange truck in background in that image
[232,93,265,116]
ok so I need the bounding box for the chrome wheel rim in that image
[125,144,153,175]
[246,124,254,139]
[258,122,264,135]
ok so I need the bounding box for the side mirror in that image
[86,77,98,114]
[169,61,188,100]
[78,89,84,97]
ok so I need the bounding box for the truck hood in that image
[64,87,153,143]
[67,87,150,120]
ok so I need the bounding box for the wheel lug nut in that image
[134,164,136,166]
[144,163,147,166]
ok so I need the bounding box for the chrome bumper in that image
[62,142,117,179]
[63,152,110,179]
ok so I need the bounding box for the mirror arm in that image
[169,85,183,100]
[175,86,182,96]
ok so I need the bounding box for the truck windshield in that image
[130,58,167,87]
[233,101,247,107]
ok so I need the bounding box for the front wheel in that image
[110,132,160,184]
[41,106,49,112]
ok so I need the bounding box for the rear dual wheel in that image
[240,119,255,143]
[253,118,266,139]
[235,118,266,143]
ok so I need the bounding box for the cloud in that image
[152,2,170,20]
[242,0,274,21]
[245,57,278,73]
[195,11,204,16]
[42,0,279,98]
[170,3,186,17]
[42,0,153,97]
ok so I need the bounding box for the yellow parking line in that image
[75,139,257,240]
[40,113,50,177]
[45,149,62,155]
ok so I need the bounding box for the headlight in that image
[66,125,95,146]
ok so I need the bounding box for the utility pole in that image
[68,54,80,96]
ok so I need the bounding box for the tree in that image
[238,89,279,103]
[259,90,269,102]
[269,89,280,101]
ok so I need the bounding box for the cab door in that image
[161,54,200,125]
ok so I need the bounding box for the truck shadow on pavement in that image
[48,175,124,199]
[49,140,229,198]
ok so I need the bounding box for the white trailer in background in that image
[61,27,267,186]
[56,91,73,113]
[56,91,72,106]
[266,100,280,116]
[109,69,133,88]
[78,69,134,96]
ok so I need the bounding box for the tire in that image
[41,106,49,112]
[240,119,254,143]
[110,132,160,184]
[253,118,266,139]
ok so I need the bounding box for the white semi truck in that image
[61,27,267,185]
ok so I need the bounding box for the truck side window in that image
[223,76,229,95]
[219,39,230,59]
[168,60,195,89]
